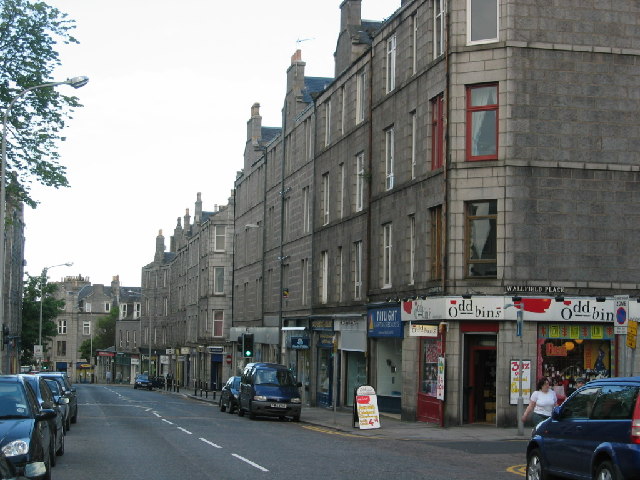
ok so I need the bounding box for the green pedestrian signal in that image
[243,333,254,358]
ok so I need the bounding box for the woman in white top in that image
[522,378,558,425]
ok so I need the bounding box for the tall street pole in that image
[1,77,88,373]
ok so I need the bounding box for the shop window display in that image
[537,324,614,401]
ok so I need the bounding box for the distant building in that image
[140,193,234,389]
[49,275,140,383]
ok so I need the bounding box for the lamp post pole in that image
[37,262,73,368]
[1,77,88,371]
[516,309,525,436]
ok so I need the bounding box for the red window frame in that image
[431,94,444,170]
[466,83,498,161]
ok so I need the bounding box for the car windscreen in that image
[43,379,60,396]
[254,369,296,386]
[0,385,30,418]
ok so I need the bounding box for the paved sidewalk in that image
[159,386,526,443]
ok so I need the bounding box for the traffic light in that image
[243,333,254,358]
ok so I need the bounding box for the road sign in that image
[614,295,629,334]
[34,345,43,358]
[627,320,637,349]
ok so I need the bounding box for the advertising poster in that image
[436,356,445,400]
[510,360,531,405]
[355,385,381,429]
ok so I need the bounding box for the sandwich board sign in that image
[353,385,381,429]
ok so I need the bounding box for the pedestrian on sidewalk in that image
[522,377,557,426]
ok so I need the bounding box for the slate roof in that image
[302,76,333,104]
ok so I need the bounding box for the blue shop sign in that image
[367,306,403,338]
[289,337,310,350]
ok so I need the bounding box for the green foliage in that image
[0,0,82,208]
[20,273,65,365]
[78,307,118,361]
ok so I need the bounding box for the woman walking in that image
[522,378,557,426]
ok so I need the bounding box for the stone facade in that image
[140,193,235,390]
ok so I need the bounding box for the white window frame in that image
[383,223,392,288]
[302,186,310,233]
[339,162,345,219]
[411,111,417,180]
[356,153,364,212]
[83,321,90,336]
[214,225,226,252]
[320,251,329,304]
[354,241,362,300]
[104,302,110,312]
[214,267,225,294]
[336,246,343,303]
[434,0,445,57]
[341,86,346,135]
[412,14,418,73]
[213,310,224,337]
[409,215,416,285]
[301,258,308,305]
[386,35,397,93]
[57,320,67,335]
[385,127,395,190]
[467,0,499,45]
[322,173,330,225]
[356,70,366,124]
[324,99,331,146]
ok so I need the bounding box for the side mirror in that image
[36,409,57,421]
[551,406,561,420]
[57,397,69,405]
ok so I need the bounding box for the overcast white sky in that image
[23,0,398,287]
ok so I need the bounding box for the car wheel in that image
[43,449,52,480]
[595,460,618,480]
[56,430,65,456]
[526,449,548,480]
[219,399,226,412]
[65,416,71,433]
[228,402,235,414]
[134,385,137,389]
[237,404,245,417]
[293,415,300,422]
[71,410,77,424]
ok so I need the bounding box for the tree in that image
[0,0,82,208]
[78,307,119,362]
[21,274,65,365]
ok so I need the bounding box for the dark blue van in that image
[237,363,302,421]
[526,376,640,480]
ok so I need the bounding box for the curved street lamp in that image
[0,77,88,371]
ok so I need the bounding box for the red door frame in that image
[416,329,445,425]
[462,322,498,424]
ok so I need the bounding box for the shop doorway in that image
[463,334,497,424]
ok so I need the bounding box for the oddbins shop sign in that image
[355,385,381,430]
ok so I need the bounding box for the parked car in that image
[219,376,240,414]
[151,376,165,389]
[526,376,640,480]
[133,374,153,390]
[37,372,77,426]
[41,378,70,433]
[0,375,55,479]
[237,363,302,421]
[19,375,65,462]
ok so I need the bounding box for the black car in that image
[0,375,55,479]
[19,376,64,463]
[133,374,153,390]
[219,376,240,414]
[41,378,70,433]
[36,373,77,426]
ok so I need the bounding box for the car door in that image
[543,386,600,477]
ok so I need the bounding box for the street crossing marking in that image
[177,427,192,434]
[199,438,222,449]
[231,453,269,472]
[507,465,526,477]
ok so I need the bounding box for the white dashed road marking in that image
[177,427,192,434]
[232,453,269,472]
[162,419,174,425]
[199,438,222,449]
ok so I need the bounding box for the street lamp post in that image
[505,297,525,436]
[0,77,88,370]
[37,262,73,367]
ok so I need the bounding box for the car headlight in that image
[253,395,267,401]
[290,397,301,404]
[2,439,29,456]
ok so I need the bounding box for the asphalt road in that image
[51,384,526,479]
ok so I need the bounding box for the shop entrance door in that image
[463,334,497,424]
